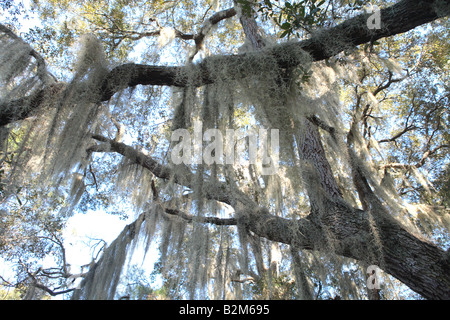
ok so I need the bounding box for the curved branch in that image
[90,134,255,207]
[87,136,450,299]
[187,7,237,61]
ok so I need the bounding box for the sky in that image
[63,210,129,268]
[60,209,161,299]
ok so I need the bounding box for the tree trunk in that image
[294,118,342,205]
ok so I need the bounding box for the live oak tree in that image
[0,0,449,300]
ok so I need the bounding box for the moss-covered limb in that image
[334,208,450,300]
[90,134,254,208]
[91,134,179,180]
[299,0,448,61]
[245,203,450,300]
[1,0,446,127]
[97,0,446,90]
[74,196,450,299]
[0,23,49,84]
[0,83,66,126]
[164,208,237,225]
[72,204,237,300]
[236,0,343,209]
[0,93,40,126]
[375,215,450,300]
[72,211,146,300]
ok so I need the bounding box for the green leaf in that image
[281,22,291,30]
[280,30,290,38]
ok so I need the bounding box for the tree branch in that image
[101,7,237,61]
[1,0,447,126]
[90,134,255,207]
[378,124,418,144]
[381,144,449,169]
[85,134,450,299]
[0,23,50,84]
[164,208,237,225]
[98,0,446,94]
[187,7,237,61]
[33,283,75,297]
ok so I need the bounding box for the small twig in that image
[88,165,99,191]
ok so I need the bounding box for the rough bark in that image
[295,118,343,202]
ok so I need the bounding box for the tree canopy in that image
[0,0,449,300]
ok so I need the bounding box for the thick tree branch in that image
[1,0,448,126]
[0,83,65,126]
[247,202,450,299]
[90,134,255,207]
[98,0,448,96]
